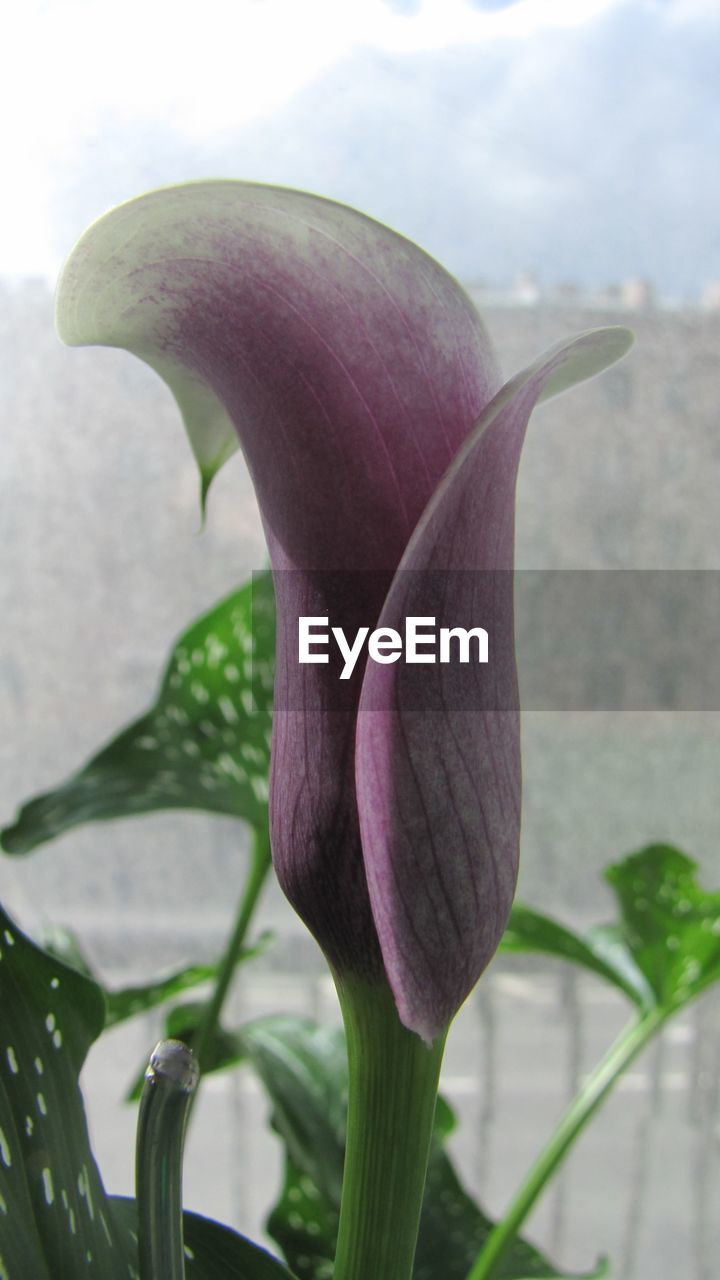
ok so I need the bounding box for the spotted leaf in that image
[239,1016,602,1280]
[501,845,720,1015]
[109,1199,298,1279]
[417,1139,607,1280]
[265,1158,337,1280]
[1,574,274,855]
[0,901,137,1278]
[605,844,720,1010]
[0,901,299,1278]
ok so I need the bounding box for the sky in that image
[2,0,719,298]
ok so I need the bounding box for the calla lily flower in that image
[57,182,631,1044]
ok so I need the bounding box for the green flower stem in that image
[190,823,271,1084]
[466,1006,668,1280]
[136,1039,199,1280]
[333,973,447,1280]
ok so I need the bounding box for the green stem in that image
[333,973,447,1280]
[466,1007,668,1280]
[190,824,271,1085]
[136,1039,199,1280]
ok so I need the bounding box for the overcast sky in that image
[3,0,718,298]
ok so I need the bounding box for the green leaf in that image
[237,1016,600,1280]
[246,1018,360,1280]
[465,844,720,1280]
[38,925,222,1030]
[38,924,97,981]
[0,901,137,1278]
[179,1206,300,1278]
[1,573,275,855]
[111,1200,299,1278]
[181,1209,299,1279]
[106,931,270,1032]
[105,965,220,1030]
[501,903,653,1010]
[0,901,299,1278]
[266,1158,337,1280]
[240,1019,347,1207]
[605,843,720,1009]
[501,845,720,1016]
[418,1145,607,1280]
[41,922,272,1034]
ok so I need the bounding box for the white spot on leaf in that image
[219,696,239,724]
[251,775,269,802]
[78,1165,95,1220]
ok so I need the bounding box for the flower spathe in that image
[57,182,632,1042]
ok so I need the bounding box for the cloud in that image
[216,0,714,296]
[4,0,718,296]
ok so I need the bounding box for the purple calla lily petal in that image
[56,182,633,1037]
[356,329,633,1042]
[56,181,501,540]
[56,181,502,981]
